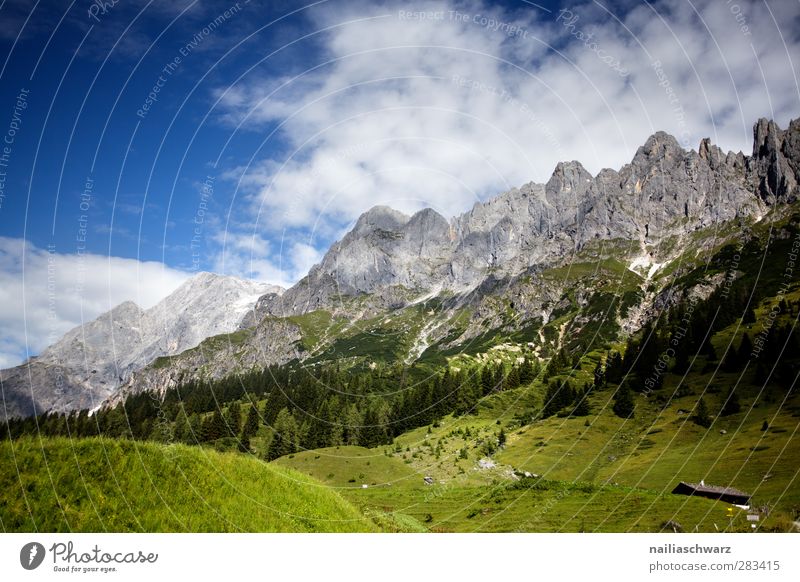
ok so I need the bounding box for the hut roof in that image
[680,482,749,497]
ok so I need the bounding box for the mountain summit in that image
[266,118,798,319]
[0,273,281,419]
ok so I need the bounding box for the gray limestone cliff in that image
[266,118,796,318]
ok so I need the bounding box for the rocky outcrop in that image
[749,118,800,203]
[269,118,796,316]
[106,317,302,405]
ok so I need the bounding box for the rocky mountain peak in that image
[753,117,782,156]
[0,271,277,420]
[749,117,800,203]
[546,160,593,211]
[637,130,684,159]
[351,205,410,235]
[279,118,797,311]
[109,300,145,318]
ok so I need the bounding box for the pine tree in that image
[720,387,741,416]
[267,408,299,460]
[242,403,260,438]
[612,383,635,419]
[173,407,189,443]
[225,401,242,436]
[738,332,753,361]
[694,398,711,428]
[498,428,507,448]
[743,305,756,324]
[519,358,536,386]
[722,344,739,372]
[572,385,591,416]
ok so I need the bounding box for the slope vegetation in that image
[0,437,373,532]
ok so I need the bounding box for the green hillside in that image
[276,376,799,532]
[5,209,800,533]
[0,437,374,532]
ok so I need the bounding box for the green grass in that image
[340,477,761,532]
[273,445,420,489]
[276,355,799,532]
[0,437,375,532]
[288,310,347,352]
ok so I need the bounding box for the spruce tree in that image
[541,381,561,418]
[267,408,298,460]
[720,387,741,416]
[605,351,624,384]
[722,344,739,372]
[572,397,590,416]
[738,333,753,361]
[593,359,606,388]
[225,401,242,437]
[203,409,226,442]
[612,383,635,419]
[572,385,591,416]
[519,358,536,386]
[187,413,202,444]
[242,403,260,438]
[506,364,521,390]
[694,398,712,428]
[672,341,690,374]
[702,337,718,361]
[173,407,189,443]
[238,433,251,453]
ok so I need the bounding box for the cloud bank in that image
[213,0,799,259]
[0,238,189,368]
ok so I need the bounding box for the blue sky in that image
[0,0,798,367]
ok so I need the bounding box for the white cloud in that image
[212,0,799,251]
[210,228,322,288]
[0,237,190,368]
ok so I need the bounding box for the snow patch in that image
[628,255,663,280]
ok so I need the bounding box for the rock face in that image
[748,118,800,203]
[0,272,281,419]
[270,118,796,316]
[107,317,303,406]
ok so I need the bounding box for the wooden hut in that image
[671,481,751,505]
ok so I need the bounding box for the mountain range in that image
[0,273,281,419]
[2,117,798,420]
